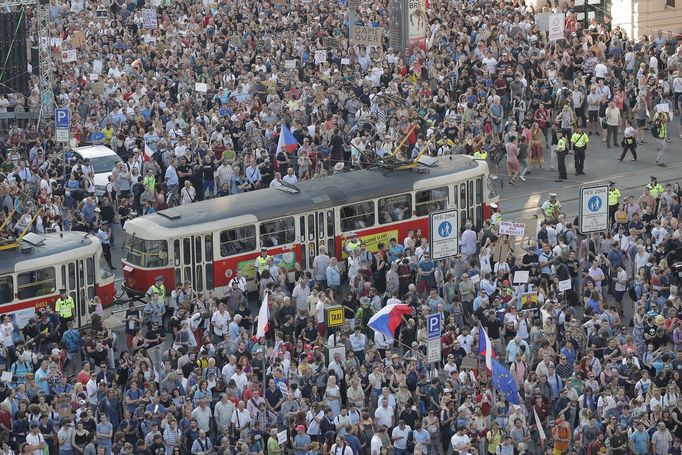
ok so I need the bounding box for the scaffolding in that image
[0,0,54,133]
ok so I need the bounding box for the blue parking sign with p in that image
[427,313,441,339]
[55,108,70,129]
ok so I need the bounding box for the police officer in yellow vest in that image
[489,203,502,225]
[570,126,589,176]
[646,176,665,214]
[473,149,487,160]
[541,193,562,221]
[146,275,167,327]
[344,233,361,256]
[254,248,272,279]
[607,181,621,224]
[55,289,75,332]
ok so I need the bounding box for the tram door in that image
[64,256,96,327]
[174,235,214,293]
[300,210,337,272]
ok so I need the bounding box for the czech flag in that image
[144,143,155,162]
[478,323,496,371]
[367,303,412,339]
[256,291,270,339]
[277,122,299,154]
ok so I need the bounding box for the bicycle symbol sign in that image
[438,221,452,238]
[587,196,602,212]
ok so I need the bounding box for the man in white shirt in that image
[456,327,474,354]
[210,302,230,340]
[374,398,394,428]
[451,426,472,453]
[231,400,253,440]
[392,420,412,455]
[371,427,388,455]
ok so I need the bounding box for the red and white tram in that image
[0,232,116,327]
[122,156,498,295]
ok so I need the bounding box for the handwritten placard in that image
[142,8,158,29]
[285,59,296,69]
[341,58,350,65]
[322,36,340,48]
[460,353,478,370]
[314,50,327,65]
[353,26,383,46]
[195,82,208,93]
[499,221,526,237]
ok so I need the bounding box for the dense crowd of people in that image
[1,0,682,454]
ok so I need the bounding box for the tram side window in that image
[415,186,449,216]
[340,201,375,232]
[0,276,13,304]
[124,238,168,267]
[260,217,295,247]
[378,194,412,225]
[220,226,256,257]
[17,267,55,300]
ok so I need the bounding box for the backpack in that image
[651,120,661,138]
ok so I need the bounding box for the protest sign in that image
[61,49,77,63]
[498,221,526,236]
[322,36,340,48]
[314,50,327,65]
[195,82,208,93]
[353,26,383,46]
[285,59,297,69]
[513,270,529,284]
[71,31,86,48]
[548,13,565,42]
[142,8,158,29]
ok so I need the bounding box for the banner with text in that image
[353,26,383,47]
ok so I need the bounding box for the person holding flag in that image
[478,324,521,405]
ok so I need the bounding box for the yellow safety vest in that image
[473,150,487,160]
[55,296,75,319]
[255,256,270,273]
[490,212,502,225]
[556,137,567,152]
[346,240,360,252]
[608,188,621,206]
[647,183,664,199]
[571,132,589,148]
[544,201,560,217]
[149,284,166,299]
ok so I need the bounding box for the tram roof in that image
[0,232,98,274]
[138,156,482,232]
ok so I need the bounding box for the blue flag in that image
[491,357,520,405]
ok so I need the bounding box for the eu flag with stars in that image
[491,357,520,405]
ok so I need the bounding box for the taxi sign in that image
[326,306,344,327]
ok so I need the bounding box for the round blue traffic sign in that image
[438,221,452,238]
[587,195,602,212]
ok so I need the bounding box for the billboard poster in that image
[407,0,427,53]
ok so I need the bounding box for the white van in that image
[72,145,124,197]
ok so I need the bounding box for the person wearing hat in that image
[293,424,311,455]
[55,289,75,334]
[540,193,561,221]
[608,181,622,224]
